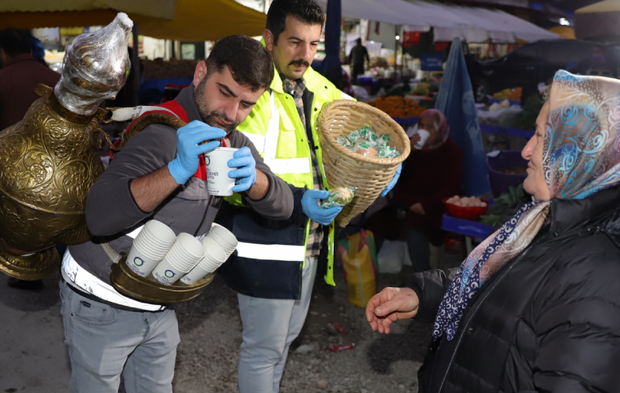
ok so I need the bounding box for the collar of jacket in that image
[260,38,323,96]
[549,185,620,237]
[175,85,203,123]
[4,53,37,68]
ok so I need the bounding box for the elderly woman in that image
[366,70,620,393]
[364,109,463,271]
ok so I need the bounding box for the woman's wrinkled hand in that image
[366,287,419,334]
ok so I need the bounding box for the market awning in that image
[137,0,267,42]
[428,6,559,43]
[575,0,620,40]
[549,26,576,40]
[316,0,558,43]
[0,0,176,29]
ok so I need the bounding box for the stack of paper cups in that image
[206,223,238,259]
[151,233,205,285]
[180,237,227,285]
[126,220,177,277]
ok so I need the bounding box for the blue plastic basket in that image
[486,150,528,198]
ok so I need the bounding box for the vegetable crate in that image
[486,150,528,198]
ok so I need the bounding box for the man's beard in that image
[194,77,240,133]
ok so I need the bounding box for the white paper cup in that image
[125,220,176,277]
[143,220,177,242]
[205,147,239,196]
[414,129,430,149]
[180,239,227,285]
[206,223,238,259]
[151,233,204,285]
[126,246,165,277]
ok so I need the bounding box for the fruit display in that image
[412,81,431,96]
[492,87,522,101]
[368,96,425,118]
[368,56,389,68]
[443,196,489,221]
[446,196,487,207]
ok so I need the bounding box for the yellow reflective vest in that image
[227,65,352,288]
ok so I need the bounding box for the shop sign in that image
[421,54,443,71]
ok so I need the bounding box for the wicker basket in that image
[318,100,410,226]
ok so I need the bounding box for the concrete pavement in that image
[0,274,70,392]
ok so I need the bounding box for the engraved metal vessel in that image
[0,14,133,280]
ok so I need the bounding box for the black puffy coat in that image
[410,185,620,393]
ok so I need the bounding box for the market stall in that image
[0,0,176,28]
[138,0,266,42]
[575,0,620,41]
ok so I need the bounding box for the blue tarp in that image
[435,38,491,196]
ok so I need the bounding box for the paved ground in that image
[0,274,70,393]
[0,248,464,392]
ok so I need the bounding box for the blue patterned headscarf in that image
[433,70,620,341]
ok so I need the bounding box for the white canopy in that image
[316,0,558,43]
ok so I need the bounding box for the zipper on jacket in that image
[436,245,534,392]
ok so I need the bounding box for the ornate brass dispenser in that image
[0,13,133,280]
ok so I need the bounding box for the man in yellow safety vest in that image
[217,1,401,391]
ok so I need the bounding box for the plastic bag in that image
[377,240,408,274]
[322,186,357,209]
[336,229,378,308]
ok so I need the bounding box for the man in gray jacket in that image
[59,35,293,393]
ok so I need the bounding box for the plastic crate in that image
[486,150,528,198]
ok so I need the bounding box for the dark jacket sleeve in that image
[531,248,620,393]
[86,124,176,236]
[229,130,293,220]
[406,268,457,322]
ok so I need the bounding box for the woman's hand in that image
[366,287,419,334]
[409,203,426,215]
[410,133,421,147]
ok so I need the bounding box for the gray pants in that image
[59,280,180,393]
[237,257,318,393]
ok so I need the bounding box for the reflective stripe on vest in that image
[61,250,164,311]
[236,242,305,262]
[263,157,310,175]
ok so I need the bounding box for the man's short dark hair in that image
[0,28,32,58]
[205,35,273,92]
[266,0,325,44]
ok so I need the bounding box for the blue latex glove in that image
[302,189,343,226]
[168,120,226,184]
[381,163,402,197]
[228,146,257,192]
